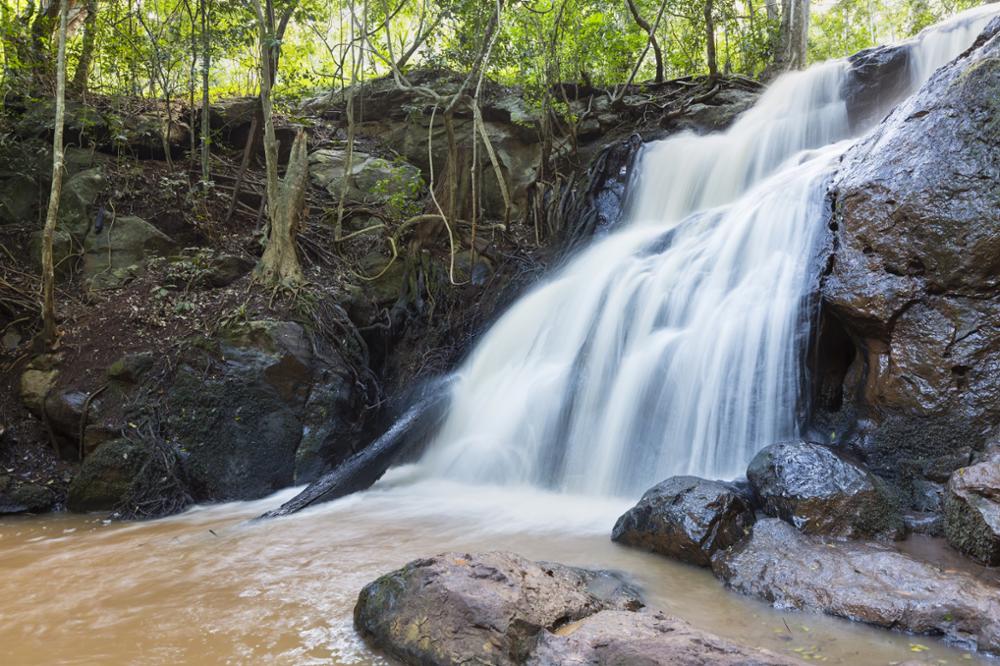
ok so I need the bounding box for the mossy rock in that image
[67,439,152,513]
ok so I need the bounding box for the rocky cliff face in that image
[815,17,1000,508]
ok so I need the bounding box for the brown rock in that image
[528,609,802,666]
[354,551,642,665]
[944,459,1000,565]
[355,551,805,666]
[817,17,1000,492]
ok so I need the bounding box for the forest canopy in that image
[0,0,986,108]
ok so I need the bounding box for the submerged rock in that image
[612,476,755,567]
[528,609,802,665]
[747,441,903,539]
[355,551,803,666]
[944,458,1000,565]
[818,17,1000,495]
[712,519,1000,654]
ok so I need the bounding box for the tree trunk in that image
[40,0,69,346]
[200,0,211,183]
[705,0,718,80]
[626,0,664,83]
[252,0,306,285]
[766,0,810,77]
[71,0,98,93]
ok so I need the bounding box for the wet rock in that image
[354,551,640,665]
[554,134,643,250]
[842,43,912,130]
[528,609,802,666]
[83,215,178,289]
[166,318,364,500]
[747,441,903,539]
[819,18,1000,491]
[713,518,1000,654]
[355,551,804,666]
[944,459,1000,565]
[67,439,151,513]
[612,476,755,567]
[308,149,423,205]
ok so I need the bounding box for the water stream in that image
[3,6,999,665]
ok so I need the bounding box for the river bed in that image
[0,466,990,665]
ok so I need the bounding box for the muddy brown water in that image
[0,468,992,665]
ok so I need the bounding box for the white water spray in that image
[419,6,999,497]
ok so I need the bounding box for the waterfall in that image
[418,6,999,497]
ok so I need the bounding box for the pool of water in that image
[0,467,990,665]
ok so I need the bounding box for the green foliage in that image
[0,0,986,114]
[809,0,985,62]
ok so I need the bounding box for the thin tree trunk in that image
[71,0,98,93]
[200,0,211,183]
[705,0,718,80]
[625,0,664,83]
[41,0,69,346]
[766,0,810,77]
[251,0,306,284]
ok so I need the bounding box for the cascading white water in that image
[419,5,999,497]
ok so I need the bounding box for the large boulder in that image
[82,215,178,289]
[713,518,1000,654]
[165,318,364,501]
[66,439,152,513]
[747,441,903,539]
[817,18,1000,498]
[944,457,1000,565]
[309,148,423,205]
[841,43,912,131]
[612,476,755,567]
[355,551,642,665]
[354,551,802,666]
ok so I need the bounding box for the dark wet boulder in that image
[842,43,911,130]
[713,518,1000,654]
[612,476,755,567]
[747,441,903,539]
[355,551,803,666]
[66,439,152,513]
[165,318,366,501]
[354,551,642,665]
[817,17,1000,497]
[528,609,803,666]
[944,457,1000,565]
